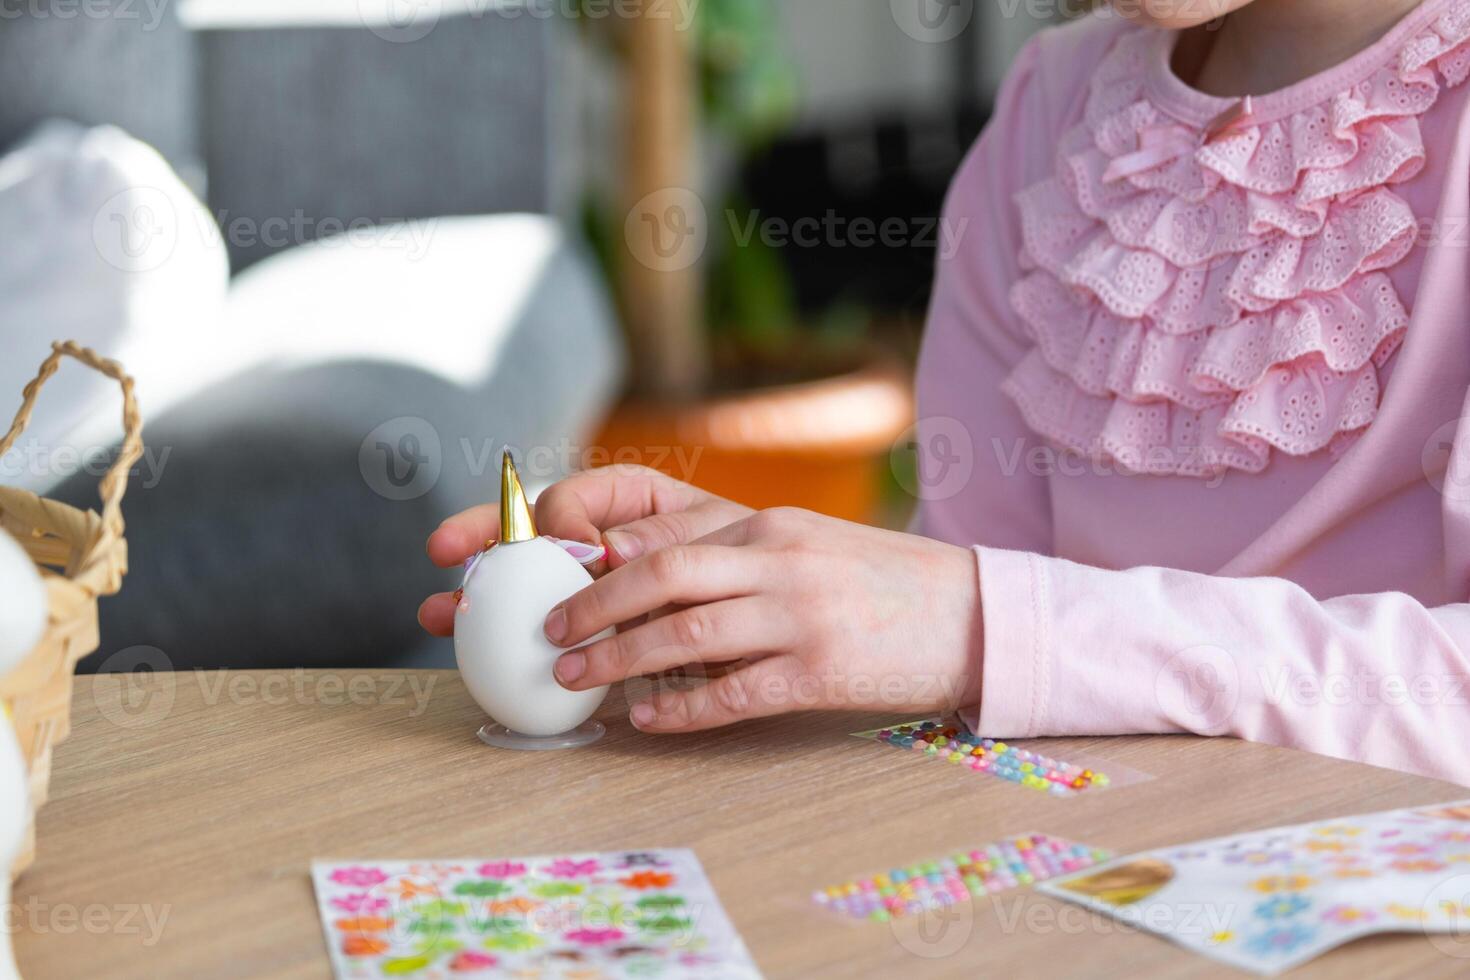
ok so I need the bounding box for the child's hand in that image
[418,466,752,636]
[544,507,984,732]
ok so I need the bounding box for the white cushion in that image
[0,121,229,493]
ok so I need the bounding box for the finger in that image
[602,503,750,569]
[533,465,703,549]
[629,655,804,733]
[546,545,763,648]
[554,597,791,691]
[417,593,458,637]
[430,466,703,569]
[427,505,499,568]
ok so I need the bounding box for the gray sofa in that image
[1,0,626,670]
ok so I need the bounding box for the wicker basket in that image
[0,342,141,880]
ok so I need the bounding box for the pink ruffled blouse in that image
[913,1,1470,784]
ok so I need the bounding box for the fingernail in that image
[604,529,643,562]
[544,605,568,644]
[631,702,656,727]
[554,651,585,685]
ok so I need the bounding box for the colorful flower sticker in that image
[620,871,676,890]
[477,861,527,879]
[483,931,544,952]
[331,893,389,915]
[618,852,673,869]
[1226,849,1292,866]
[546,859,601,879]
[334,916,393,933]
[1255,895,1311,920]
[1390,859,1448,874]
[566,927,627,945]
[330,867,387,888]
[1249,875,1316,894]
[388,878,438,901]
[448,951,498,972]
[453,880,510,898]
[341,936,389,956]
[531,882,585,899]
[488,897,541,916]
[1322,905,1376,925]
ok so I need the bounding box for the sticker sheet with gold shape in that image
[1041,799,1470,975]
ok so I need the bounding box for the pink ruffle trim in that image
[1004,6,1470,476]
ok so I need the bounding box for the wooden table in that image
[13,670,1470,978]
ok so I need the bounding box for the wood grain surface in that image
[12,670,1470,979]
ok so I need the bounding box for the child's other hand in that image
[544,507,984,732]
[418,466,752,636]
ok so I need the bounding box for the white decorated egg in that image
[454,536,611,737]
[0,530,39,977]
[0,528,45,674]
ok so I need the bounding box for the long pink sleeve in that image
[972,548,1470,784]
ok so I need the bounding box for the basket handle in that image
[0,341,143,541]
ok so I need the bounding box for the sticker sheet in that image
[812,833,1110,923]
[312,849,762,979]
[851,718,1117,796]
[1039,799,1470,975]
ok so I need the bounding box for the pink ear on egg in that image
[545,537,607,567]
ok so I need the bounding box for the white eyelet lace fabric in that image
[1001,3,1470,477]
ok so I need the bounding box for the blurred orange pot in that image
[587,355,913,524]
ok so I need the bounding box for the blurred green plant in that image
[577,0,804,361]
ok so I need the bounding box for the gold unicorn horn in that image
[500,451,538,543]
